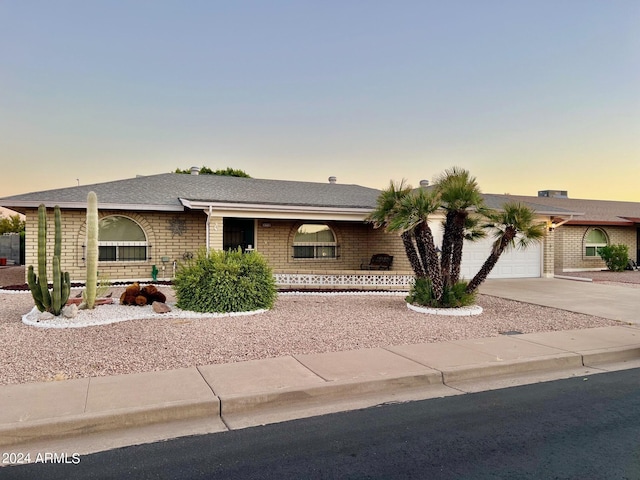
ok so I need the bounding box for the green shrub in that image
[598,244,629,272]
[174,248,277,313]
[406,277,477,308]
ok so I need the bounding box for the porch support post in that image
[203,206,223,253]
[543,228,555,278]
[206,205,212,255]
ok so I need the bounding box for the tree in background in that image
[174,166,251,177]
[0,214,25,235]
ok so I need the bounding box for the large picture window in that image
[584,228,608,257]
[293,224,337,259]
[98,216,148,261]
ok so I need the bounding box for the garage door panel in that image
[460,239,541,279]
[428,220,541,279]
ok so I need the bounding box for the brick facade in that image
[255,220,410,272]
[24,208,208,283]
[24,209,411,283]
[32,207,615,282]
[554,224,637,272]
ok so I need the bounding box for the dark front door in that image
[223,218,255,252]
[637,227,640,262]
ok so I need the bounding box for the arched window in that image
[584,228,608,257]
[293,224,337,259]
[98,216,148,261]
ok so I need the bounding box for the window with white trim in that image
[584,228,608,257]
[98,216,148,261]
[293,224,337,259]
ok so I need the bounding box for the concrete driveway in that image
[479,278,639,325]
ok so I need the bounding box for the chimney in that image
[419,179,430,188]
[328,176,337,184]
[190,166,200,175]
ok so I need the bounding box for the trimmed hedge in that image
[174,249,277,313]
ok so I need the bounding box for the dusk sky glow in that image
[1,1,639,201]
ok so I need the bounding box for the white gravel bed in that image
[0,288,620,387]
[23,304,266,329]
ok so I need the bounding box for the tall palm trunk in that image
[466,228,516,293]
[414,232,430,277]
[450,211,467,284]
[401,231,425,278]
[440,210,456,288]
[418,223,443,300]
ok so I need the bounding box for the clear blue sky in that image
[1,1,639,201]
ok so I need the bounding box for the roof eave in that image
[0,200,184,212]
[180,199,373,221]
[564,220,636,226]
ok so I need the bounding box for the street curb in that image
[582,346,640,366]
[218,372,443,415]
[0,399,219,447]
[2,346,639,447]
[441,354,584,384]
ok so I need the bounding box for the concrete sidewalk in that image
[2,324,639,459]
[480,277,640,324]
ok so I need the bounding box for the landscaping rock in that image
[62,304,79,319]
[152,301,171,314]
[38,312,54,321]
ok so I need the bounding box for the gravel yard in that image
[0,266,620,386]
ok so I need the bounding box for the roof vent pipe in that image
[328,176,337,184]
[419,179,430,188]
[190,166,200,175]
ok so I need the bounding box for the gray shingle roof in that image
[1,173,598,221]
[0,173,382,211]
[481,193,580,215]
[504,194,640,224]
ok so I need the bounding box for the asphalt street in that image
[3,368,640,479]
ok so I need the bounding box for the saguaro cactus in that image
[84,191,99,309]
[27,204,71,315]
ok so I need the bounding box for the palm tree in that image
[366,181,425,278]
[387,188,443,298]
[434,167,485,286]
[466,202,547,293]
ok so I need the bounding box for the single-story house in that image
[1,171,636,288]
[506,190,640,272]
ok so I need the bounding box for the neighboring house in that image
[506,190,640,272]
[3,171,627,288]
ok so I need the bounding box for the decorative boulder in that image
[62,304,79,319]
[135,295,148,306]
[141,285,167,304]
[152,301,171,314]
[121,283,168,306]
[38,312,54,322]
[120,283,141,305]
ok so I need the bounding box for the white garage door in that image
[459,237,542,279]
[430,221,542,280]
